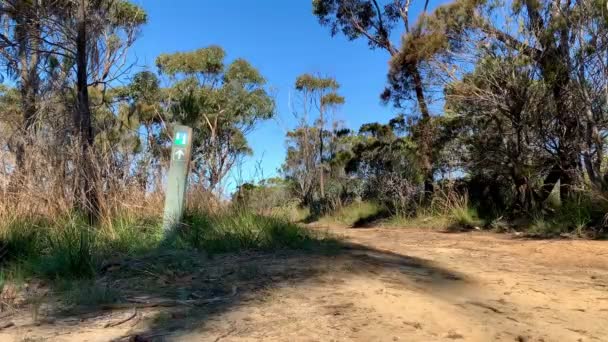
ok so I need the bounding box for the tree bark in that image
[409,58,433,197]
[75,0,100,223]
[11,2,40,182]
[319,106,325,199]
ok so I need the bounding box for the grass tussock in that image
[524,193,607,238]
[0,213,162,282]
[269,204,310,223]
[175,209,336,254]
[377,192,483,230]
[317,201,385,227]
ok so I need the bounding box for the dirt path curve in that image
[2,227,608,342]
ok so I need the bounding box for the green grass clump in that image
[99,214,163,255]
[317,201,385,227]
[176,209,335,254]
[526,216,566,237]
[431,192,485,230]
[0,212,164,282]
[36,217,97,279]
[450,205,484,228]
[525,193,604,237]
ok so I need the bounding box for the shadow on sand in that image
[40,235,470,341]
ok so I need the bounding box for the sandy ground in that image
[1,227,608,342]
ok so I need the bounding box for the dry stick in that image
[213,326,237,342]
[101,296,226,310]
[0,321,14,330]
[466,301,504,314]
[104,310,138,328]
[111,331,172,342]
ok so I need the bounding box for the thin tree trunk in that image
[410,63,434,197]
[10,4,40,187]
[386,39,434,197]
[319,106,325,199]
[75,0,100,223]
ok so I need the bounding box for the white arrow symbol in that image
[174,149,185,160]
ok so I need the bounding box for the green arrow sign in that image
[174,132,188,146]
[163,125,193,232]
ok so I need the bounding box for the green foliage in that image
[312,0,398,50]
[347,120,423,214]
[295,74,340,91]
[156,46,225,76]
[110,0,147,27]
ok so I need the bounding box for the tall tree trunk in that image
[318,106,325,199]
[387,47,434,197]
[11,3,40,186]
[75,0,100,223]
[411,64,434,197]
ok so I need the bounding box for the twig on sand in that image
[102,296,226,310]
[102,286,238,311]
[104,310,138,328]
[111,331,172,342]
[214,326,237,342]
[465,301,504,314]
[0,321,14,330]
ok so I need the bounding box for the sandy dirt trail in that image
[2,227,608,342]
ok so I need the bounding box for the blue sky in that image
[131,0,430,189]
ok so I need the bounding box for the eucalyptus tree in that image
[281,126,323,205]
[412,0,608,201]
[294,74,344,198]
[156,46,275,193]
[312,0,437,194]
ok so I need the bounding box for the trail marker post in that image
[163,125,193,232]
